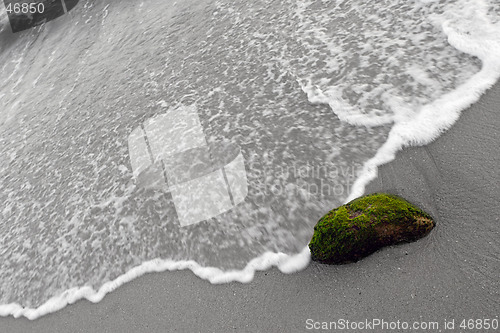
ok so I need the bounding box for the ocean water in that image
[0,0,499,319]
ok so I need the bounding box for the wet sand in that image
[0,82,498,332]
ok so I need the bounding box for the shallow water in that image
[0,0,498,318]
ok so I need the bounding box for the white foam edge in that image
[346,17,500,202]
[0,247,311,320]
[1,17,499,321]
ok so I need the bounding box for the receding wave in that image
[0,0,499,319]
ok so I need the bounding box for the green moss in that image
[309,193,434,264]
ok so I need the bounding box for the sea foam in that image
[0,0,499,320]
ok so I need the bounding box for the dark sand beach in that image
[0,82,498,332]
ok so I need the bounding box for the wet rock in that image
[309,193,434,264]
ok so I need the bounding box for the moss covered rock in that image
[309,193,435,264]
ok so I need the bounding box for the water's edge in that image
[1,1,500,321]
